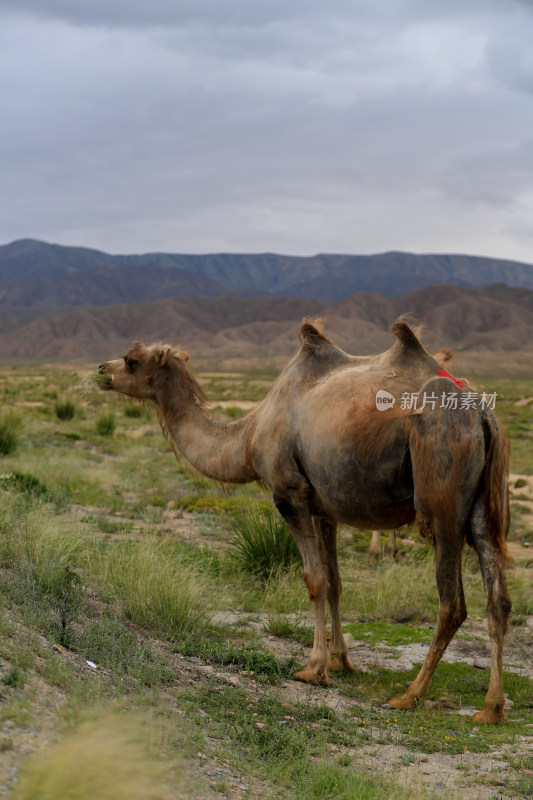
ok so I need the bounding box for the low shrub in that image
[95,538,215,639]
[227,503,301,579]
[55,400,76,420]
[124,405,142,418]
[95,413,116,437]
[0,471,48,498]
[0,409,22,455]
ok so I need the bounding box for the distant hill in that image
[1,284,532,360]
[0,264,244,307]
[2,239,533,305]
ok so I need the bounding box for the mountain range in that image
[2,239,533,307]
[1,238,532,360]
[1,283,532,360]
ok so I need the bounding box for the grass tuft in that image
[0,493,89,598]
[96,538,216,639]
[12,714,178,800]
[343,550,438,622]
[0,471,48,498]
[54,400,76,420]
[95,413,116,437]
[227,503,301,579]
[0,409,22,455]
[124,404,143,418]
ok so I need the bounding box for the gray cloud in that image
[1,1,533,260]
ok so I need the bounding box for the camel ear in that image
[156,345,174,366]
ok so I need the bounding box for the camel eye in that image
[124,357,138,372]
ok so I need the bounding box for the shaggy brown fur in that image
[98,318,511,723]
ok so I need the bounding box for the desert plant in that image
[227,504,301,579]
[342,553,438,623]
[95,413,116,437]
[0,471,48,497]
[77,614,175,686]
[0,493,88,597]
[124,404,142,418]
[55,400,76,420]
[12,714,177,800]
[95,538,215,638]
[0,409,22,455]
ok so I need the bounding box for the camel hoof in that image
[328,654,355,673]
[293,668,330,686]
[386,694,417,711]
[472,708,508,725]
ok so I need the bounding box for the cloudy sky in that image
[1,0,533,260]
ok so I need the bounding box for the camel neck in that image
[157,382,259,484]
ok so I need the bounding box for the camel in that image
[97,319,511,724]
[369,529,400,561]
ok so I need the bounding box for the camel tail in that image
[483,413,510,558]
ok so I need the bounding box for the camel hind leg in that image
[388,390,479,711]
[387,532,466,710]
[470,492,511,723]
[369,530,399,562]
[369,530,382,562]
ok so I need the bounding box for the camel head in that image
[98,341,191,401]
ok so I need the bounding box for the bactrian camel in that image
[97,319,511,723]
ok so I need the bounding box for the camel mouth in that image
[93,370,113,390]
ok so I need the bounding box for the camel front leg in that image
[274,495,330,684]
[315,518,355,673]
[387,536,466,710]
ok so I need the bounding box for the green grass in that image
[340,662,532,749]
[12,714,178,800]
[0,493,90,600]
[76,614,176,687]
[0,470,48,498]
[342,552,439,623]
[0,409,22,455]
[342,621,434,646]
[179,685,431,800]
[179,635,299,681]
[228,503,301,579]
[95,413,116,437]
[123,404,143,418]
[94,538,217,639]
[174,492,269,515]
[54,399,76,420]
[266,614,314,646]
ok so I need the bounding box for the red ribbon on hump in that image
[437,369,468,390]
